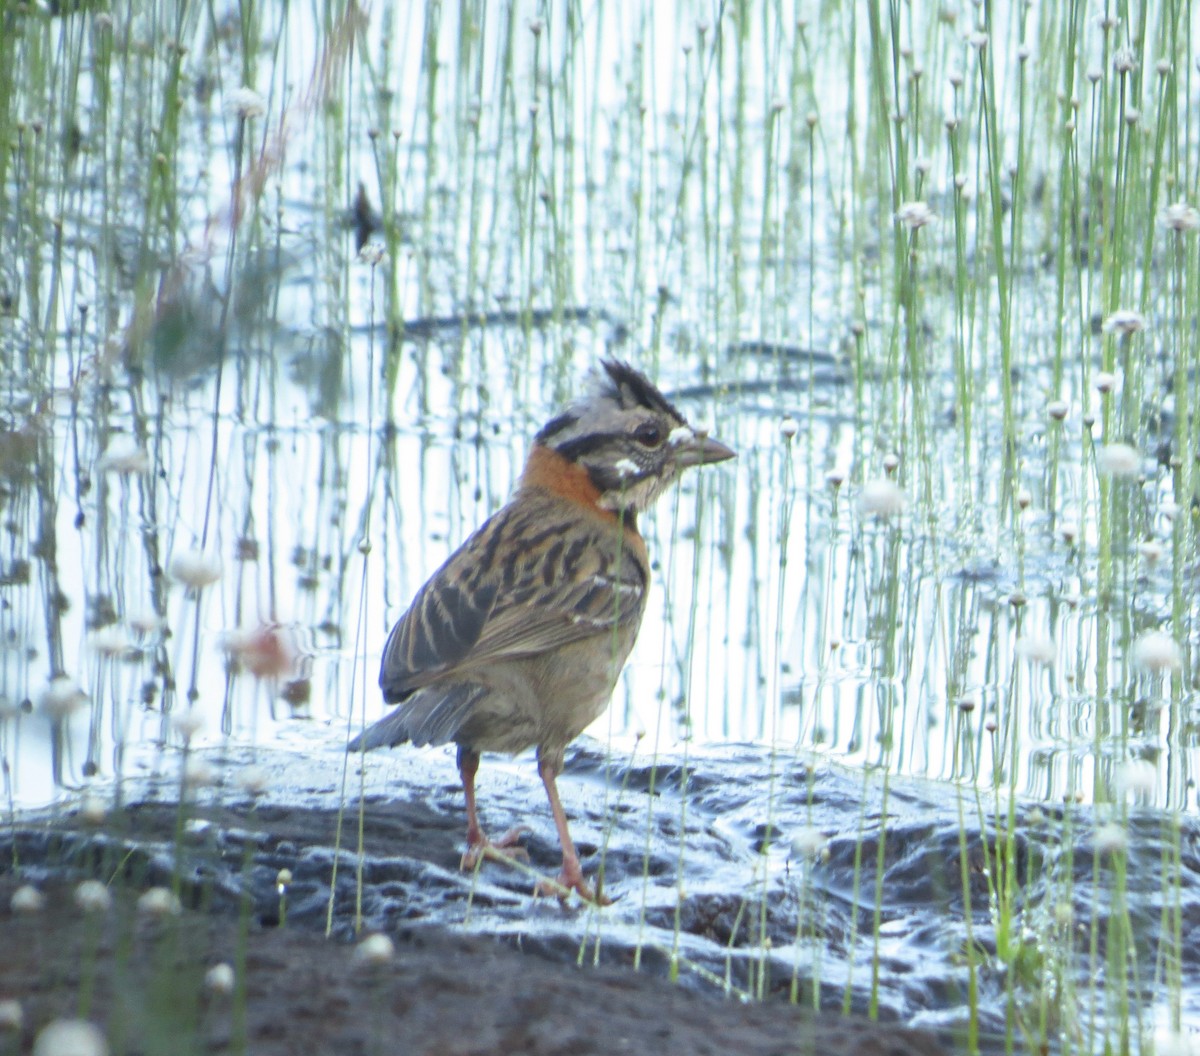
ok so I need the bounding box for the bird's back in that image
[354,484,648,760]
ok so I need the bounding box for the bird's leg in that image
[534,753,611,905]
[457,747,528,870]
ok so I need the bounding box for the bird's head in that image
[532,360,735,515]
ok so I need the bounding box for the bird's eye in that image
[633,422,663,447]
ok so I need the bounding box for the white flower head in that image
[894,201,935,229]
[40,677,88,721]
[183,756,217,789]
[0,999,22,1031]
[857,479,905,519]
[205,963,236,995]
[11,884,45,914]
[137,887,182,918]
[1114,759,1156,800]
[1131,630,1182,673]
[88,625,133,659]
[1096,443,1140,478]
[1154,1028,1200,1056]
[1015,635,1056,666]
[1112,48,1137,73]
[128,611,167,637]
[32,1019,108,1056]
[97,435,149,475]
[169,548,223,589]
[80,793,108,824]
[74,880,113,914]
[1094,821,1128,855]
[353,933,396,966]
[170,708,205,742]
[358,243,388,266]
[790,826,828,860]
[226,87,266,119]
[1138,539,1164,566]
[1162,202,1200,232]
[236,765,269,795]
[1102,309,1146,335]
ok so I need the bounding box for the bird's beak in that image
[674,430,736,468]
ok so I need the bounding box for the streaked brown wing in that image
[379,500,646,702]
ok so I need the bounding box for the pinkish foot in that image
[533,861,612,906]
[460,826,530,871]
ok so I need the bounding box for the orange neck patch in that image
[519,444,616,522]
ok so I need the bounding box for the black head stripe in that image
[535,412,579,444]
[601,360,685,421]
[554,431,622,462]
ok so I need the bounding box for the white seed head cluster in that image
[225,86,266,119]
[169,548,223,589]
[10,884,45,914]
[170,709,205,741]
[1138,540,1164,566]
[1094,821,1128,856]
[1131,630,1183,673]
[74,880,113,914]
[857,479,905,519]
[790,826,828,860]
[1162,201,1200,232]
[128,611,167,637]
[80,793,108,824]
[236,765,270,795]
[358,243,388,266]
[182,756,217,789]
[1096,443,1140,478]
[1154,1028,1200,1056]
[40,677,88,721]
[88,625,133,659]
[205,963,236,995]
[137,887,182,918]
[353,933,396,966]
[97,436,150,475]
[1015,636,1056,667]
[32,1019,108,1056]
[0,1000,22,1031]
[894,201,935,229]
[1101,309,1146,335]
[1114,759,1157,800]
[1112,48,1137,73]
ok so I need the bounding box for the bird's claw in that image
[533,871,612,906]
[460,826,531,871]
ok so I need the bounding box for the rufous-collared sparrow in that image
[349,360,735,902]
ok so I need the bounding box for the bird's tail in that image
[346,710,412,753]
[348,683,486,752]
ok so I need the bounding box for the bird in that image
[349,360,735,902]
